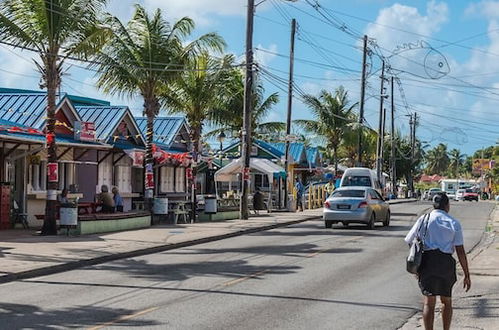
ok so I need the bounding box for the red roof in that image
[419,174,443,183]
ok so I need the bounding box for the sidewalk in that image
[400,202,499,330]
[0,198,416,284]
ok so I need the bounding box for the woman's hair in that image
[101,185,109,193]
[433,193,449,210]
[112,187,118,194]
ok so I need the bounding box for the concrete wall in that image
[74,214,151,235]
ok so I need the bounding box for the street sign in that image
[47,163,58,182]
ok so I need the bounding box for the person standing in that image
[404,193,471,330]
[324,178,335,199]
[295,178,304,212]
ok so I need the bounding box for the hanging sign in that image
[145,163,154,190]
[74,121,96,142]
[243,167,250,181]
[47,163,58,182]
[186,168,193,180]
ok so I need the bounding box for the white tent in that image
[215,158,285,183]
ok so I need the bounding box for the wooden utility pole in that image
[240,0,255,220]
[284,18,296,210]
[390,76,396,196]
[376,60,386,182]
[357,35,368,166]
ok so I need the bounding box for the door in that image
[369,189,384,220]
[76,164,98,202]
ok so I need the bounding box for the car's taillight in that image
[358,201,368,208]
[324,201,331,209]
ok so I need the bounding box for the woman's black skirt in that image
[418,249,457,297]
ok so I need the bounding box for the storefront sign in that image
[132,151,144,167]
[74,121,96,142]
[47,162,58,182]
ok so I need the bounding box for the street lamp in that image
[217,131,226,166]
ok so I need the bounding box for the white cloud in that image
[143,0,247,26]
[254,43,278,66]
[365,1,448,51]
[0,47,39,88]
[465,0,499,19]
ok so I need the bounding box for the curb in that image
[0,214,320,284]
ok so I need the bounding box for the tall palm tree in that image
[295,86,357,172]
[162,52,236,155]
[92,5,225,204]
[449,148,465,177]
[425,143,450,175]
[206,73,283,140]
[0,0,109,235]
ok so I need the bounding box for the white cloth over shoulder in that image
[404,209,464,254]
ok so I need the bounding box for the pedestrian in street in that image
[404,193,471,330]
[112,187,124,212]
[295,178,304,212]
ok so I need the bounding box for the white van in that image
[340,167,384,196]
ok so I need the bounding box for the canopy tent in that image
[215,158,285,183]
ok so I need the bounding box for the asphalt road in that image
[0,201,493,330]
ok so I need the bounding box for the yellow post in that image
[308,185,312,210]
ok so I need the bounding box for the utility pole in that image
[390,76,396,196]
[376,60,386,182]
[357,35,368,166]
[408,113,417,196]
[240,0,255,220]
[284,18,296,210]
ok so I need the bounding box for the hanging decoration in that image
[152,144,191,167]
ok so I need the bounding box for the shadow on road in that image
[22,279,420,313]
[0,302,159,329]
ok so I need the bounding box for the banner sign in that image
[74,121,96,142]
[472,159,493,174]
[145,163,154,190]
[47,162,58,182]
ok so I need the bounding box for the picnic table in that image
[78,202,101,215]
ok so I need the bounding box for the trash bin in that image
[153,197,168,215]
[204,195,217,214]
[60,203,78,226]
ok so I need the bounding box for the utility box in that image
[60,203,78,226]
[153,197,168,215]
[204,195,217,214]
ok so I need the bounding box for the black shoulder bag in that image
[406,214,429,274]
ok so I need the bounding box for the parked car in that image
[463,189,479,202]
[427,188,442,200]
[455,189,466,201]
[323,186,390,230]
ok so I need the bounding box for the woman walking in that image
[405,193,471,330]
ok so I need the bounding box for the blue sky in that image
[1,0,498,155]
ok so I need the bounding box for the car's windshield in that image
[342,176,371,187]
[332,190,365,198]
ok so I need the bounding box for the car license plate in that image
[337,204,351,210]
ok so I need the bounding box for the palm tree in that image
[295,86,357,172]
[92,5,225,204]
[206,73,283,140]
[448,148,465,177]
[425,143,450,175]
[163,52,236,155]
[0,0,109,235]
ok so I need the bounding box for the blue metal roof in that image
[254,140,284,158]
[67,94,110,107]
[266,142,306,164]
[0,93,50,128]
[306,147,320,167]
[0,129,106,147]
[75,105,129,142]
[135,116,186,147]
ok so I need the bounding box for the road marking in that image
[87,307,159,330]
